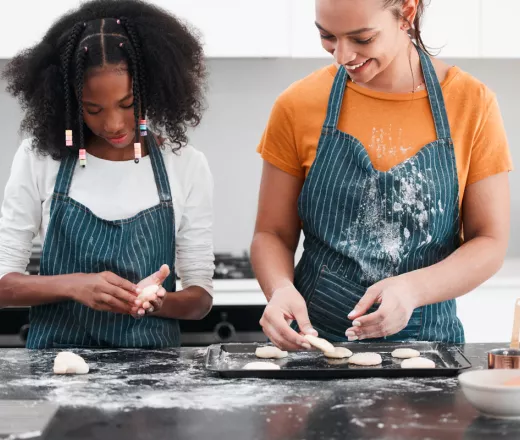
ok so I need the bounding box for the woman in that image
[0,0,214,348]
[252,0,513,349]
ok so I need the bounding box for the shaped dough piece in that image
[242,362,281,370]
[138,284,160,302]
[304,335,335,353]
[392,348,421,359]
[324,347,353,359]
[348,352,383,366]
[53,351,89,375]
[255,346,288,359]
[401,357,436,369]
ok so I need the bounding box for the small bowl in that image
[459,370,520,419]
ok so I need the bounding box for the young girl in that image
[0,0,214,348]
[252,0,513,349]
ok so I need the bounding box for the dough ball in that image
[401,357,436,369]
[392,348,421,359]
[304,335,335,353]
[242,362,281,370]
[53,351,89,375]
[138,284,160,302]
[255,346,288,359]
[324,347,353,359]
[348,352,383,366]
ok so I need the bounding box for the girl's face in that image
[81,64,137,149]
[315,0,412,83]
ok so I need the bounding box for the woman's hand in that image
[67,271,139,314]
[345,274,421,340]
[132,264,170,317]
[259,284,317,351]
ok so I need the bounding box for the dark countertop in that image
[1,343,520,440]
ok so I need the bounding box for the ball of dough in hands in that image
[53,351,89,375]
[304,335,335,353]
[255,346,288,359]
[137,284,160,302]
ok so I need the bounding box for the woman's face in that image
[81,64,137,149]
[316,0,411,83]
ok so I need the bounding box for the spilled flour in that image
[0,349,459,413]
[341,157,441,284]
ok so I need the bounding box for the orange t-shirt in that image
[257,65,513,208]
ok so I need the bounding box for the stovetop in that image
[25,249,255,280]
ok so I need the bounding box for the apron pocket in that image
[306,267,423,342]
[306,267,379,341]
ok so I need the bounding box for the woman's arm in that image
[251,161,315,350]
[155,150,214,320]
[251,161,303,298]
[348,172,510,339]
[410,171,510,304]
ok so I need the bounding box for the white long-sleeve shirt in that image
[0,139,215,295]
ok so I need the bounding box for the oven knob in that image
[213,313,236,341]
[19,324,30,342]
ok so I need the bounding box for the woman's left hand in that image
[132,264,170,317]
[345,274,422,341]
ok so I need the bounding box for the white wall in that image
[1,58,519,256]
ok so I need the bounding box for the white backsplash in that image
[1,58,519,256]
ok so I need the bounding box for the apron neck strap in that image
[54,135,173,203]
[418,47,451,140]
[323,45,451,141]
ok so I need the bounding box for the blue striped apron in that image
[294,49,465,343]
[26,136,180,349]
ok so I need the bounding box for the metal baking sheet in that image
[205,342,472,379]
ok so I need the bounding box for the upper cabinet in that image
[421,0,480,58]
[290,0,329,59]
[154,0,292,58]
[290,0,481,59]
[481,0,520,58]
[0,0,83,58]
[0,1,518,59]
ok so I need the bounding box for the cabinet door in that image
[290,0,330,58]
[414,0,480,58]
[1,0,82,58]
[153,0,291,58]
[481,0,520,58]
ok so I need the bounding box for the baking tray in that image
[205,342,472,379]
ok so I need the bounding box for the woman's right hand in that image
[64,272,140,314]
[259,284,318,351]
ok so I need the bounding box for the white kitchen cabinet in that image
[290,0,330,59]
[153,0,292,58]
[0,0,82,58]
[414,0,480,58]
[290,0,481,59]
[1,0,291,58]
[481,0,520,58]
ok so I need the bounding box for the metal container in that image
[488,348,520,370]
[487,299,520,369]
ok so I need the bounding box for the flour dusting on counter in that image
[0,348,459,413]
